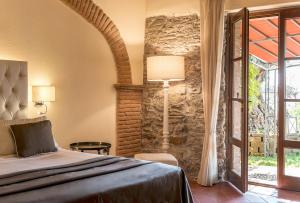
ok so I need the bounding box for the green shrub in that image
[249,154,300,167]
[248,63,261,112]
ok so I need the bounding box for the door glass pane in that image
[250,16,278,63]
[284,148,300,177]
[232,145,242,176]
[285,102,300,140]
[286,60,300,99]
[285,18,300,58]
[234,20,242,59]
[232,101,242,140]
[232,60,243,99]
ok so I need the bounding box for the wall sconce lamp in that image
[147,55,185,151]
[32,85,55,114]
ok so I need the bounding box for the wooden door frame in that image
[227,8,249,193]
[278,8,300,191]
[226,5,300,192]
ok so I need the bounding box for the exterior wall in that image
[249,133,277,156]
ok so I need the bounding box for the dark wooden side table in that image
[70,142,111,155]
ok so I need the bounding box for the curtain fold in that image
[197,0,225,186]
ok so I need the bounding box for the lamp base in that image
[162,80,170,151]
[162,132,170,152]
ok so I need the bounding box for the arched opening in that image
[60,0,143,157]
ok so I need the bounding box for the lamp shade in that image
[32,86,55,102]
[147,56,185,81]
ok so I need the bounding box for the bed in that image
[0,60,193,203]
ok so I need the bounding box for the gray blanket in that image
[0,156,194,203]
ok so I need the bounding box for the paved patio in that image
[249,165,300,185]
[249,166,277,185]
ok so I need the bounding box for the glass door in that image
[228,8,249,193]
[278,8,300,191]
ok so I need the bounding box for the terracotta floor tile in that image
[190,182,248,203]
[190,182,300,203]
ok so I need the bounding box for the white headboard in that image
[0,60,28,119]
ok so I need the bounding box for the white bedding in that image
[0,149,100,176]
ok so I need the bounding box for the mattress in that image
[0,149,99,175]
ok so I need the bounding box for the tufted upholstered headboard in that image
[0,60,28,120]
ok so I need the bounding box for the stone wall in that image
[217,57,227,180]
[143,15,203,179]
[143,14,227,179]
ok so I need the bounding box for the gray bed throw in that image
[0,156,194,203]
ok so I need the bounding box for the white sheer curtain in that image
[197,0,225,186]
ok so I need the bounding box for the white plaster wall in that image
[146,0,300,16]
[146,0,200,17]
[94,0,146,85]
[0,0,117,153]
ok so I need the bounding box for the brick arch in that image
[60,0,132,84]
[59,0,143,157]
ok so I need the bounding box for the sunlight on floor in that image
[248,185,300,203]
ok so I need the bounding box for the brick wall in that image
[115,84,143,157]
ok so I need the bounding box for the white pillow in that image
[0,116,47,156]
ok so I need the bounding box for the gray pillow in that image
[0,116,47,156]
[10,120,57,157]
